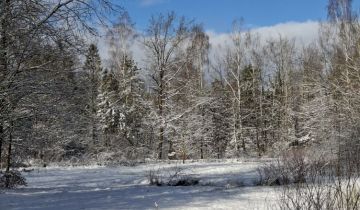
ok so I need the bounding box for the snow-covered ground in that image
[0,160,279,210]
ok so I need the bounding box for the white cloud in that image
[253,20,320,46]
[97,21,321,70]
[207,20,320,51]
[206,20,320,70]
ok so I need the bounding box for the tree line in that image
[0,0,359,169]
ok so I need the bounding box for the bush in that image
[146,166,199,186]
[257,148,309,186]
[278,174,360,210]
[0,170,27,189]
[259,148,360,209]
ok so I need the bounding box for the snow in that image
[0,160,279,210]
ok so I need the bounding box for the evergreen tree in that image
[97,68,119,147]
[83,44,102,145]
[210,79,232,159]
[240,64,264,155]
[116,56,148,148]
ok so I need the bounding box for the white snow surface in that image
[0,160,279,210]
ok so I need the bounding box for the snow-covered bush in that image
[257,159,290,186]
[257,148,310,186]
[0,170,27,189]
[278,170,360,210]
[146,166,199,186]
[265,149,360,209]
[257,148,335,186]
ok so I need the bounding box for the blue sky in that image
[117,0,349,33]
[98,0,360,71]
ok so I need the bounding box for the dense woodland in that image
[0,0,359,172]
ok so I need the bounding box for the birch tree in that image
[0,0,119,172]
[222,21,247,154]
[143,12,193,159]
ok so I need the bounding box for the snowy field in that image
[0,160,279,210]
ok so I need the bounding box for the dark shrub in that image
[0,170,27,189]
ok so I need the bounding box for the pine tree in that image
[241,64,264,155]
[210,79,232,159]
[116,57,147,148]
[97,68,119,147]
[83,44,102,145]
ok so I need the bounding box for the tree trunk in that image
[260,85,266,153]
[158,68,165,160]
[6,121,12,173]
[256,126,261,156]
[0,0,10,73]
[200,106,205,159]
[92,122,97,145]
[0,0,10,171]
[263,120,268,153]
[0,123,3,166]
[237,80,245,153]
[182,150,186,164]
[5,121,12,188]
[158,127,164,159]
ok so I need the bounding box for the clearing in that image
[0,160,278,210]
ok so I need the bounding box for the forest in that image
[0,0,360,209]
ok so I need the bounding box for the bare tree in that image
[143,12,194,159]
[264,37,298,148]
[0,0,120,170]
[221,20,247,154]
[328,0,355,22]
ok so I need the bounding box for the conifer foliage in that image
[1,1,360,186]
